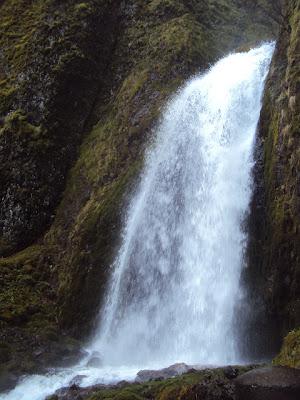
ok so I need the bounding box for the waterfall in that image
[91,42,274,366]
[0,43,274,400]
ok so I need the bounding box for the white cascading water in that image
[1,43,274,400]
[90,42,274,367]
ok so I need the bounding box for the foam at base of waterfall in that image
[0,363,140,400]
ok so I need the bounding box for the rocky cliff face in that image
[0,0,122,257]
[247,0,300,345]
[0,0,283,384]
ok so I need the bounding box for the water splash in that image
[0,42,274,400]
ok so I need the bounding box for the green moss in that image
[0,244,42,267]
[0,244,57,331]
[147,0,186,16]
[263,106,280,188]
[86,373,201,400]
[75,2,91,12]
[273,328,300,368]
[0,0,47,112]
[1,110,41,136]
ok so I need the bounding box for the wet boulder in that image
[68,375,87,386]
[85,351,102,368]
[136,362,190,382]
[234,366,300,400]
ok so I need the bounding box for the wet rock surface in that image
[85,351,102,368]
[45,364,300,400]
[234,366,300,400]
[0,332,85,393]
[0,371,18,392]
[45,364,259,400]
[246,0,300,343]
[136,362,190,382]
[46,384,110,400]
[68,375,87,387]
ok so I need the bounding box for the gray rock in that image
[115,380,130,388]
[86,356,102,368]
[69,375,87,386]
[224,366,238,380]
[234,366,300,400]
[86,352,102,368]
[136,362,189,382]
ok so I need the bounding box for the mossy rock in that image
[273,328,300,368]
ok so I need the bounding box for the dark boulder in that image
[68,375,87,387]
[234,366,300,400]
[180,379,235,400]
[0,370,18,392]
[224,366,239,380]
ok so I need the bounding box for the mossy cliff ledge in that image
[247,0,300,345]
[0,0,276,386]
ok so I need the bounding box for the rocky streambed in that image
[45,364,300,400]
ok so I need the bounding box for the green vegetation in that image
[86,372,206,400]
[0,244,60,386]
[0,244,52,326]
[274,328,300,368]
[0,0,47,106]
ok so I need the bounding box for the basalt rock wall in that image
[247,0,300,345]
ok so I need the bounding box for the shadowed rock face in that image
[0,0,122,257]
[234,366,300,400]
[239,0,300,361]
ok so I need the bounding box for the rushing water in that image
[1,43,274,400]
